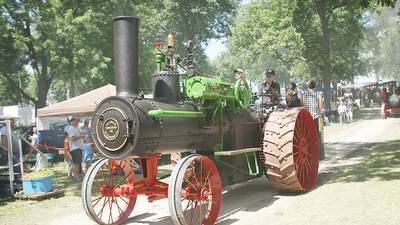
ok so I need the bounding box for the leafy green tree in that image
[0,0,239,109]
[381,21,400,79]
[227,0,396,112]
[0,13,29,105]
[229,1,306,81]
[159,0,239,74]
[364,4,400,80]
[0,0,133,109]
[303,0,396,111]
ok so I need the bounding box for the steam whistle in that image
[154,41,165,72]
[167,32,174,48]
[167,32,177,71]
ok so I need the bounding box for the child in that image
[64,134,73,178]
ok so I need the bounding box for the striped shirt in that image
[302,90,320,119]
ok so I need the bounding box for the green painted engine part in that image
[234,79,251,108]
[185,76,235,100]
[148,109,205,118]
[184,76,251,110]
[155,50,165,72]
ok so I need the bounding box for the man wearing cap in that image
[259,69,281,105]
[67,117,85,180]
[233,68,245,81]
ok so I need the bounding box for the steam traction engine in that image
[81,16,320,225]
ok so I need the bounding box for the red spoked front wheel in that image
[168,154,222,225]
[81,158,136,225]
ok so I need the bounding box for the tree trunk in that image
[316,0,331,113]
[36,69,51,110]
[69,77,76,98]
[36,51,52,110]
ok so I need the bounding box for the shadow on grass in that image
[334,140,400,183]
[51,166,82,197]
[318,140,400,187]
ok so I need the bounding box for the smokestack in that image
[113,16,139,97]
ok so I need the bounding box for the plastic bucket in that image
[23,176,53,193]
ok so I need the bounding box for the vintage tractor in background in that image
[81,16,319,225]
[380,81,400,118]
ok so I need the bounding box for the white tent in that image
[38,84,116,117]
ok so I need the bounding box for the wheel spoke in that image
[184,176,199,191]
[304,163,310,182]
[192,166,201,189]
[118,195,129,206]
[298,163,305,181]
[202,199,212,217]
[203,168,212,186]
[305,129,310,142]
[100,165,109,186]
[113,196,127,219]
[108,162,114,187]
[92,195,105,207]
[199,200,208,222]
[118,170,133,187]
[184,199,194,213]
[94,179,104,190]
[197,199,202,225]
[97,196,109,220]
[189,200,198,225]
[108,195,114,225]
[294,123,302,138]
[112,166,120,188]
[208,182,221,190]
[199,158,203,187]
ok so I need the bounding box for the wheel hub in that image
[199,187,209,200]
[100,186,113,196]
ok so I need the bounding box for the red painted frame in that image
[112,153,169,202]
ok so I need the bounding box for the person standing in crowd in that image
[80,118,93,173]
[301,80,324,160]
[67,117,85,180]
[259,69,281,105]
[329,95,338,123]
[346,97,353,122]
[63,118,73,177]
[337,100,347,124]
[286,82,301,107]
[0,118,16,149]
[0,118,19,166]
[63,132,73,178]
[29,126,38,147]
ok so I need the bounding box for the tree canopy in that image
[1,0,399,113]
[214,0,398,112]
[0,0,238,110]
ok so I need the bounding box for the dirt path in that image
[1,111,399,225]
